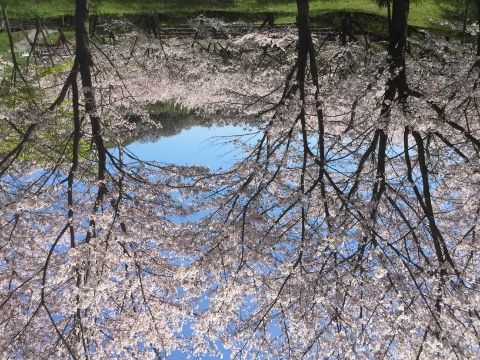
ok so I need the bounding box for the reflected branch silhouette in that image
[1,0,480,358]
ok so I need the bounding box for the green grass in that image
[3,0,74,19]
[0,31,12,53]
[1,0,459,30]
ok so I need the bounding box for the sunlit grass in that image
[3,0,73,18]
[1,0,459,30]
[0,31,13,53]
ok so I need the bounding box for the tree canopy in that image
[1,0,480,358]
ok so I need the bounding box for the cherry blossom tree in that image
[0,1,195,357]
[173,0,480,358]
[1,0,480,358]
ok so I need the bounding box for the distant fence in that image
[161,24,335,39]
[7,19,64,32]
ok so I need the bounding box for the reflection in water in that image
[128,124,257,169]
[2,8,480,359]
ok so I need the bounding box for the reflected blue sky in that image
[127,125,253,170]
[126,124,256,359]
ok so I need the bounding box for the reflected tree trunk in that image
[295,0,330,221]
[74,0,108,242]
[461,0,469,44]
[388,0,409,99]
[477,0,480,55]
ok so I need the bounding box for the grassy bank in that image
[2,0,460,29]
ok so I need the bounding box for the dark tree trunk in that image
[1,4,27,85]
[461,0,469,45]
[387,0,409,101]
[296,0,311,84]
[294,0,330,223]
[367,0,410,254]
[477,0,480,55]
[340,12,353,46]
[74,0,108,244]
[90,14,98,37]
[75,0,107,194]
[260,12,275,28]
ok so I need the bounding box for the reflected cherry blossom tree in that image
[1,0,480,358]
